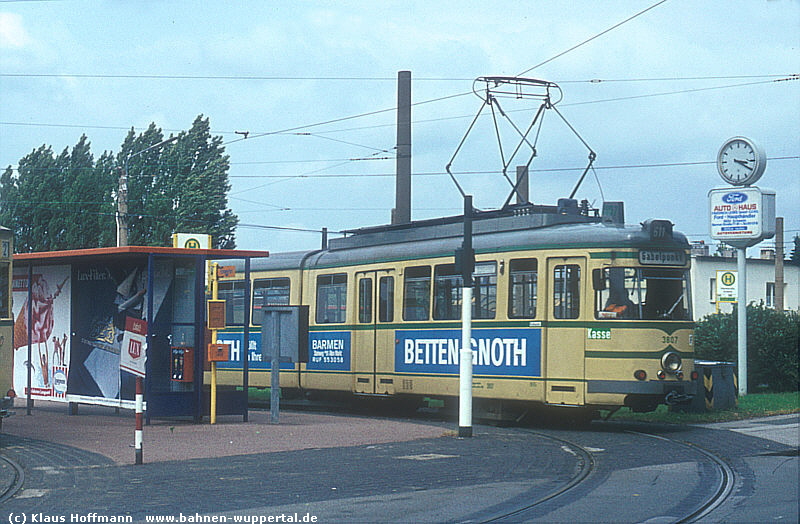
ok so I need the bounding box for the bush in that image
[694,303,799,392]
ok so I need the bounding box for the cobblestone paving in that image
[1,427,575,519]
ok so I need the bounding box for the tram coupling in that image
[665,390,693,406]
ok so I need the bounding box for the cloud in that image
[0,12,31,48]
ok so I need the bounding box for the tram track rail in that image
[629,430,736,524]
[471,426,736,523]
[0,453,24,504]
[473,430,596,523]
[253,400,739,522]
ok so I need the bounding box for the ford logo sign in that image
[722,192,748,204]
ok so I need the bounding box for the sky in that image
[0,0,798,256]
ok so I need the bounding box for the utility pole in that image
[117,136,179,247]
[116,166,129,247]
[775,217,784,311]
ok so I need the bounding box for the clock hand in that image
[733,158,753,170]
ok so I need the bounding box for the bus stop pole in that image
[737,247,747,395]
[26,263,33,415]
[135,376,143,464]
[210,263,220,425]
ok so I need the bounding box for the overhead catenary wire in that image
[0,75,794,141]
[517,0,671,76]
[4,155,798,179]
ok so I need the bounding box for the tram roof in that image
[14,246,270,265]
[226,211,689,274]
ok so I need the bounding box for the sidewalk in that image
[0,400,448,464]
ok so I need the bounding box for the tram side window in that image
[641,268,691,320]
[0,262,8,318]
[553,265,580,319]
[358,278,373,324]
[218,280,246,325]
[432,261,497,320]
[403,266,431,321]
[594,267,640,320]
[433,264,461,320]
[593,267,691,320]
[509,258,537,318]
[252,277,290,325]
[316,273,347,324]
[379,276,394,322]
[473,261,497,319]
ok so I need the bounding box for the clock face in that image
[717,137,766,186]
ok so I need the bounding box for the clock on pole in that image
[716,136,766,186]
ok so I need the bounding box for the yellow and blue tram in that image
[0,227,13,400]
[213,200,695,417]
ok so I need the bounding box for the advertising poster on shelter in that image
[68,263,147,402]
[12,265,71,400]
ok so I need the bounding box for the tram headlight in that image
[661,352,682,374]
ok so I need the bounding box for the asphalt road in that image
[0,407,797,523]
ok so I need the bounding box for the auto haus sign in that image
[709,187,775,243]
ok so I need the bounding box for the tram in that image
[0,227,13,399]
[212,199,695,418]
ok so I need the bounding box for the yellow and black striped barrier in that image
[696,361,738,412]
[671,361,739,413]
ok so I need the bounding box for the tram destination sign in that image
[709,187,775,243]
[638,250,687,266]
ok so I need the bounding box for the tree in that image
[58,135,116,249]
[0,144,61,251]
[0,137,117,252]
[1,116,238,252]
[791,234,800,265]
[121,117,238,248]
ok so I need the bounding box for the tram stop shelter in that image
[11,246,268,422]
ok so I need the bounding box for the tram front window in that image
[594,267,691,321]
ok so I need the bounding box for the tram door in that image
[353,270,395,395]
[544,257,586,406]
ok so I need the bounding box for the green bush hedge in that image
[694,303,799,392]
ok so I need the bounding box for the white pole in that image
[135,376,143,464]
[459,286,473,437]
[737,247,747,396]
